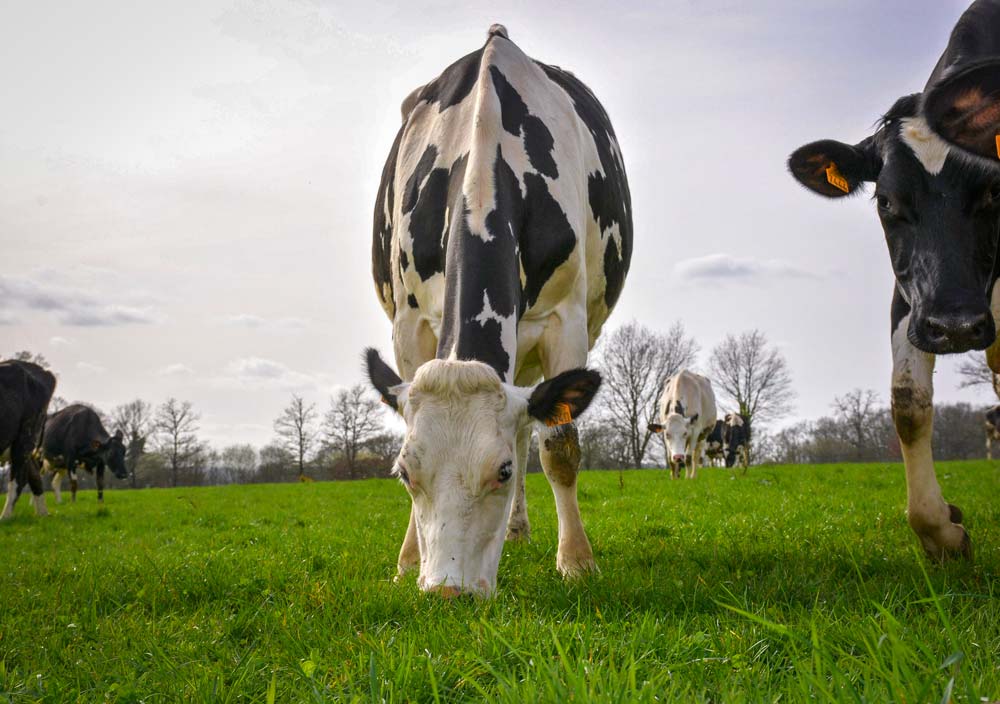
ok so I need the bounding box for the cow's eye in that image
[497,461,513,483]
[395,463,410,485]
[876,194,892,212]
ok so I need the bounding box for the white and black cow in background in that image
[985,405,1000,460]
[703,419,726,467]
[1,360,57,519]
[789,0,1000,560]
[41,404,128,504]
[647,371,717,479]
[723,412,750,471]
[366,25,631,596]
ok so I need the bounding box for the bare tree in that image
[111,399,152,488]
[597,320,699,469]
[273,395,317,480]
[9,350,50,368]
[220,444,258,483]
[957,353,1000,400]
[709,330,795,456]
[153,398,200,487]
[323,384,384,478]
[831,388,882,461]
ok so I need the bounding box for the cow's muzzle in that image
[912,308,995,354]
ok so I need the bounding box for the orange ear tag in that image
[825,163,850,193]
[546,402,573,427]
[994,135,1000,159]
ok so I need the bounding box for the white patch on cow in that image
[900,116,950,176]
[51,470,63,504]
[1,479,16,519]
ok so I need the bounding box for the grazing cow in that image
[722,413,750,471]
[985,405,1000,460]
[704,419,726,466]
[647,371,718,479]
[366,25,631,596]
[41,404,127,504]
[788,0,1000,559]
[0,360,57,519]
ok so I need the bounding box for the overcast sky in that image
[1,0,991,447]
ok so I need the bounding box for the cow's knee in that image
[891,381,933,444]
[539,423,581,487]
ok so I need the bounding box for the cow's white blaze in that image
[662,414,692,461]
[900,116,950,176]
[393,359,533,595]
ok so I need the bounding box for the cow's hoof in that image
[557,544,598,578]
[914,509,973,562]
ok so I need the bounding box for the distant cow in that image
[1,360,57,519]
[42,404,127,504]
[788,0,1000,559]
[704,419,726,466]
[986,406,1000,460]
[722,413,750,471]
[648,371,717,479]
[365,25,631,596]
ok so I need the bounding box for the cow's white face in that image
[364,350,601,597]
[661,414,695,463]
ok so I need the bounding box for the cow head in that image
[94,431,128,479]
[364,348,600,597]
[986,404,1000,432]
[789,88,1000,355]
[648,412,698,467]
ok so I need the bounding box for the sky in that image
[1,0,993,448]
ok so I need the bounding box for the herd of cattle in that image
[0,363,127,519]
[4,2,1000,597]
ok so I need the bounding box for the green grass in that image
[1,462,998,703]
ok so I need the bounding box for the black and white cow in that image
[366,25,631,596]
[985,405,1000,460]
[1,360,57,519]
[647,371,718,479]
[41,404,127,504]
[704,420,726,466]
[722,413,750,471]
[789,0,1000,559]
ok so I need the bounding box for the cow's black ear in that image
[924,59,1000,164]
[364,348,404,412]
[528,369,601,426]
[647,422,664,434]
[788,138,879,198]
[690,413,699,423]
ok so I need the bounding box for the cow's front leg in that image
[539,423,596,577]
[689,440,702,480]
[395,503,420,579]
[1,474,17,519]
[891,315,970,560]
[505,425,531,541]
[96,467,105,504]
[51,469,63,504]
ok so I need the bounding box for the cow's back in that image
[44,404,107,458]
[660,371,718,431]
[373,28,631,379]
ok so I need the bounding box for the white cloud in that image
[224,313,309,332]
[50,336,74,346]
[157,363,195,377]
[0,275,161,327]
[76,361,107,375]
[213,356,317,391]
[673,254,819,282]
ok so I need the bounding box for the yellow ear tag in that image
[825,162,850,193]
[546,402,573,427]
[994,134,1000,159]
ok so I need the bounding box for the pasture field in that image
[1,462,998,703]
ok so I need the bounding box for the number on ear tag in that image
[546,402,573,427]
[826,163,849,193]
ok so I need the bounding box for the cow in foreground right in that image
[0,360,57,519]
[789,0,1000,559]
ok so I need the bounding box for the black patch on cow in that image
[489,66,558,179]
[402,145,438,215]
[673,400,685,416]
[520,172,576,310]
[407,152,469,283]
[372,128,404,317]
[537,62,632,309]
[417,49,483,113]
[407,294,418,309]
[400,249,409,271]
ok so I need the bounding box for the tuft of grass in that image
[0,461,997,701]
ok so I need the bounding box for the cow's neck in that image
[436,199,521,383]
